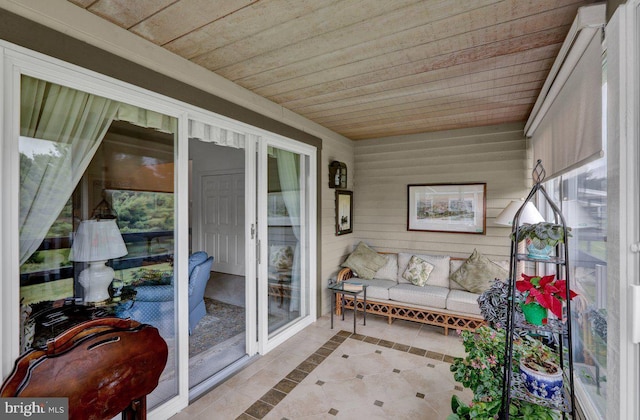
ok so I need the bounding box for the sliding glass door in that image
[2,43,317,418]
[16,75,180,408]
[258,139,316,351]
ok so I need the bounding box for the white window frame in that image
[605,2,640,419]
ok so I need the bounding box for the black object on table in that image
[329,281,367,334]
[29,286,136,350]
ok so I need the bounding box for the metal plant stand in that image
[500,160,576,419]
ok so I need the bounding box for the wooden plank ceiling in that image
[69,0,596,140]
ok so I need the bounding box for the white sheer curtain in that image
[274,148,301,312]
[188,120,245,148]
[117,104,177,134]
[19,76,119,265]
[19,76,177,265]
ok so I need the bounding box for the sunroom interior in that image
[1,1,638,419]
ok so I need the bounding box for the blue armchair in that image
[119,278,174,338]
[188,252,213,334]
[118,252,213,337]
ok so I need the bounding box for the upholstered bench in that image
[335,243,508,334]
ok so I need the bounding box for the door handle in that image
[257,240,261,265]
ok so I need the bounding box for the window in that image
[541,157,607,417]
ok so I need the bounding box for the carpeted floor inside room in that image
[190,298,245,358]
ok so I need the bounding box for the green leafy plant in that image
[130,268,172,286]
[519,334,561,374]
[512,222,570,249]
[448,326,560,419]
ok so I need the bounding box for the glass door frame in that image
[0,41,191,419]
[256,135,317,355]
[1,40,319,416]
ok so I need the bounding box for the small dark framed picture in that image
[335,190,353,235]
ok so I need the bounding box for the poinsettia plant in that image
[516,274,577,319]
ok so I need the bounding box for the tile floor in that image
[170,312,472,419]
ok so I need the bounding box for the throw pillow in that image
[269,245,294,271]
[341,242,387,280]
[397,252,450,287]
[450,249,508,293]
[402,255,434,287]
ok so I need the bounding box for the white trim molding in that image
[605,2,640,419]
[525,4,606,136]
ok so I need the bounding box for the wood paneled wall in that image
[319,136,355,307]
[352,122,529,262]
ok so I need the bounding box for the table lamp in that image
[495,200,545,227]
[70,219,128,303]
[495,200,545,280]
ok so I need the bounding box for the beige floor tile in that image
[175,313,469,419]
[263,381,329,419]
[378,393,441,419]
[425,389,474,418]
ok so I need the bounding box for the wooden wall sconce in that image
[329,161,347,189]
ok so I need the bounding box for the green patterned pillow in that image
[402,255,434,287]
[341,242,387,279]
[450,249,508,293]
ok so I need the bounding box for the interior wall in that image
[352,122,529,261]
[319,137,356,314]
[189,142,244,172]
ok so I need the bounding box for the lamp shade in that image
[70,219,128,262]
[494,200,545,226]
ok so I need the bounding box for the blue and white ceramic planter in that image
[526,242,553,260]
[519,358,564,404]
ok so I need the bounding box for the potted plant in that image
[448,326,559,419]
[512,222,570,260]
[516,274,577,325]
[519,337,563,404]
[478,279,525,330]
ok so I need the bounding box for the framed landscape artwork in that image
[335,190,353,235]
[407,183,486,234]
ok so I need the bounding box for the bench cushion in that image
[375,253,398,281]
[446,289,482,315]
[389,284,448,309]
[358,279,396,300]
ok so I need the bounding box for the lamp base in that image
[78,260,114,304]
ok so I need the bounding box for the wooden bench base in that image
[335,293,485,335]
[268,282,293,307]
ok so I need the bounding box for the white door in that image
[201,172,245,275]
